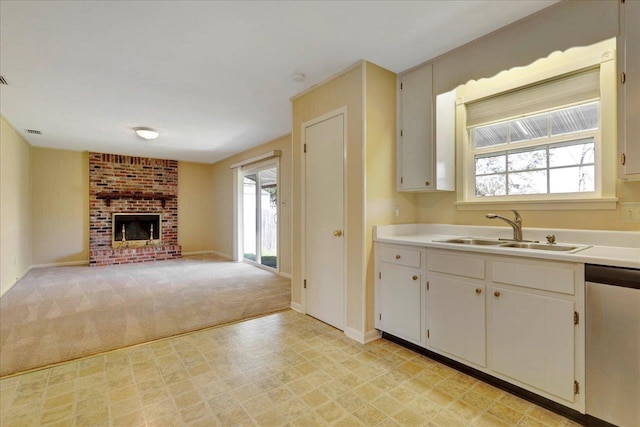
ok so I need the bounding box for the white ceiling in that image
[0,0,558,164]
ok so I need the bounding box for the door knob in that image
[412,275,418,281]
[494,291,501,297]
[476,288,482,294]
[333,229,342,237]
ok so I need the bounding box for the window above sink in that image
[454,38,618,211]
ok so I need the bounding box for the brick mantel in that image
[89,153,181,266]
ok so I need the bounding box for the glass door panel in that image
[259,168,277,268]
[243,174,257,262]
[241,165,278,270]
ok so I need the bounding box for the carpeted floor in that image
[0,254,291,377]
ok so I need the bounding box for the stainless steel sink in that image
[500,242,581,251]
[438,238,504,245]
[436,237,590,253]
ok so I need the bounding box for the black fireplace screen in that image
[113,214,160,241]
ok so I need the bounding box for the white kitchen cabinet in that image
[489,258,582,404]
[427,275,486,367]
[423,249,585,412]
[490,287,575,402]
[618,0,640,179]
[375,244,426,346]
[397,64,455,192]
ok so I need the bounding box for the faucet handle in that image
[511,210,522,221]
[546,234,556,245]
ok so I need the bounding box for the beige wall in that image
[178,161,215,253]
[413,0,640,231]
[430,0,618,95]
[210,134,292,275]
[1,116,32,296]
[364,62,413,333]
[292,64,365,331]
[32,148,89,265]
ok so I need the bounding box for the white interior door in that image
[304,112,345,330]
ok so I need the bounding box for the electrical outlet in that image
[620,202,640,223]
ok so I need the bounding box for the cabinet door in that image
[398,64,433,190]
[618,0,640,178]
[491,287,575,402]
[427,276,486,367]
[379,265,422,344]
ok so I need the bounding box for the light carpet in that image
[0,254,291,377]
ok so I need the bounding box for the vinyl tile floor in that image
[0,310,581,427]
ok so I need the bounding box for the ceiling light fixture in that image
[134,127,159,140]
[291,73,305,83]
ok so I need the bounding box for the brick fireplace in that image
[89,153,181,266]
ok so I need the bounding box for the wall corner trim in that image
[290,302,304,313]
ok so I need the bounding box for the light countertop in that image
[374,224,640,270]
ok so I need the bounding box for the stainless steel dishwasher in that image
[586,264,640,427]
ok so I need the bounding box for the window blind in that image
[466,67,600,128]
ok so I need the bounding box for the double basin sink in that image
[436,237,589,253]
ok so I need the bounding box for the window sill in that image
[455,197,618,211]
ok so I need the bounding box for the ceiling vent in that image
[0,75,7,85]
[26,129,42,135]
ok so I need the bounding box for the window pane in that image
[476,174,506,197]
[473,122,509,148]
[510,114,548,142]
[550,102,599,136]
[550,166,595,193]
[508,170,547,195]
[475,154,506,175]
[508,148,547,172]
[549,139,594,167]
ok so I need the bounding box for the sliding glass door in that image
[242,164,278,270]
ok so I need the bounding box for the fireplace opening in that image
[113,213,161,247]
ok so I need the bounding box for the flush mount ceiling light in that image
[134,127,159,140]
[291,73,305,83]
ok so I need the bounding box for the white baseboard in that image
[344,327,382,344]
[30,260,89,269]
[344,327,365,344]
[364,328,382,343]
[279,271,292,279]
[211,250,233,260]
[290,301,304,313]
[182,250,214,256]
[1,261,87,297]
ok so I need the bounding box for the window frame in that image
[469,102,600,199]
[454,39,618,211]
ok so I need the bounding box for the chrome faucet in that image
[486,210,523,241]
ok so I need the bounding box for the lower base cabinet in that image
[379,265,423,344]
[422,248,584,413]
[375,244,584,412]
[491,287,576,402]
[375,244,426,347]
[427,276,486,367]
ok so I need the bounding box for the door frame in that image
[238,157,280,274]
[300,106,348,330]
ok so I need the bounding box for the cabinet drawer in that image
[380,246,421,268]
[493,261,575,295]
[428,251,485,280]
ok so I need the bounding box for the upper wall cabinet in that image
[618,0,640,180]
[397,64,455,192]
